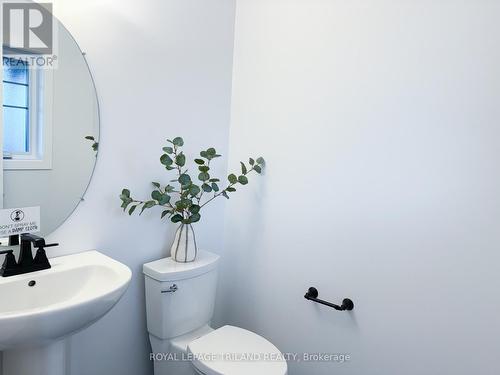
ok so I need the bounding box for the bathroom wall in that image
[220,1,500,374]
[44,1,236,374]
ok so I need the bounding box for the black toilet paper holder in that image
[304,287,354,311]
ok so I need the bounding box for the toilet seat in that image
[187,325,287,375]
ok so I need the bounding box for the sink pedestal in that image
[2,339,68,375]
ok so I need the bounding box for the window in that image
[2,52,53,170]
[3,59,30,155]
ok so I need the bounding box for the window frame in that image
[2,48,53,170]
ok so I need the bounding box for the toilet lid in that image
[187,325,287,375]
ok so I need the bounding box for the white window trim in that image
[3,67,53,170]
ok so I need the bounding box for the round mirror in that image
[2,8,99,236]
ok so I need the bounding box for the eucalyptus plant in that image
[85,135,99,152]
[119,137,264,225]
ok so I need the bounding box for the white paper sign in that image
[0,207,40,236]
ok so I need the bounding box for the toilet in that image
[144,250,287,375]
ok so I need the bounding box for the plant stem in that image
[197,159,212,205]
[132,199,174,211]
[200,166,258,208]
[200,182,232,208]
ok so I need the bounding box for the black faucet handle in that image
[32,241,58,266]
[8,235,19,246]
[0,249,18,276]
[32,241,58,269]
[41,243,59,249]
[0,249,14,255]
[33,244,56,268]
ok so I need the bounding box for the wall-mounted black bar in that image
[304,287,354,311]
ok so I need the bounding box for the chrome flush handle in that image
[161,284,178,293]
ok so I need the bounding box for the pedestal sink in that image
[0,251,132,375]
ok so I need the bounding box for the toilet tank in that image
[143,250,219,339]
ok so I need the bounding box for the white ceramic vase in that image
[170,224,198,262]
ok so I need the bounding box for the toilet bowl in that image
[144,251,287,375]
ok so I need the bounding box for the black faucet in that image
[0,234,59,277]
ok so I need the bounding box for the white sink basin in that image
[0,251,132,375]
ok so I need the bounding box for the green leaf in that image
[240,162,247,175]
[189,205,201,214]
[176,198,192,209]
[151,190,162,201]
[119,194,129,202]
[189,213,201,223]
[202,183,212,192]
[85,135,95,141]
[171,214,184,223]
[249,158,255,165]
[256,157,265,165]
[165,185,175,193]
[175,152,186,167]
[161,210,170,219]
[198,172,210,181]
[189,184,201,196]
[198,165,210,172]
[209,178,220,182]
[226,187,236,192]
[222,191,229,199]
[254,165,262,174]
[178,174,192,186]
[162,146,174,154]
[172,137,184,146]
[203,148,217,160]
[238,175,248,185]
[145,200,156,208]
[120,198,132,210]
[160,154,173,166]
[152,182,161,188]
[228,174,237,184]
[195,159,205,165]
[121,189,130,198]
[159,194,171,205]
[128,205,137,215]
[140,200,156,215]
[211,183,219,192]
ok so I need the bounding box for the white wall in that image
[44,1,235,374]
[221,1,500,374]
